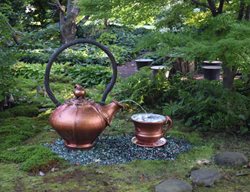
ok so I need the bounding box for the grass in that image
[0,78,250,192]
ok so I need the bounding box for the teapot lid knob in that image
[73,84,85,98]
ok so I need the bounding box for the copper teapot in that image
[44,39,123,149]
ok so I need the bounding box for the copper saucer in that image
[131,137,167,147]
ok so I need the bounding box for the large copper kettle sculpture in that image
[44,39,123,149]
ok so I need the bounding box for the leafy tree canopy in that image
[78,0,168,25]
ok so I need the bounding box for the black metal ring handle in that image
[44,39,118,106]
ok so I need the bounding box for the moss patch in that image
[0,163,25,191]
[0,145,64,172]
[0,105,39,118]
[0,117,46,150]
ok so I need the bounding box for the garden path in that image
[117,60,137,78]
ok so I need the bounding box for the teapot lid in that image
[73,84,86,98]
[64,84,94,106]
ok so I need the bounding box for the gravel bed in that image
[46,135,192,165]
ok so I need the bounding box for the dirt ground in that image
[117,61,137,78]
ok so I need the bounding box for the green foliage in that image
[97,32,118,45]
[0,66,14,101]
[109,45,134,64]
[79,0,165,25]
[182,14,250,70]
[78,25,146,64]
[13,62,112,87]
[0,117,44,151]
[112,68,169,105]
[19,24,60,50]
[1,0,57,29]
[0,105,39,118]
[0,0,29,28]
[67,64,112,87]
[163,78,250,134]
[17,24,145,65]
[12,62,67,82]
[136,1,250,90]
[0,13,17,100]
[19,46,113,66]
[0,145,62,172]
[156,2,194,29]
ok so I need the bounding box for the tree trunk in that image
[238,0,245,20]
[245,5,250,20]
[60,7,79,44]
[104,18,109,28]
[222,66,237,89]
[58,0,79,44]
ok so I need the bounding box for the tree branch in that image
[238,0,245,20]
[55,0,66,14]
[245,5,250,20]
[207,0,218,16]
[191,0,210,8]
[4,18,22,44]
[218,0,225,14]
[67,0,72,16]
[78,15,90,25]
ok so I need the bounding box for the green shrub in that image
[19,49,51,64]
[0,111,12,118]
[0,13,17,101]
[12,62,67,81]
[97,32,118,45]
[13,62,112,88]
[66,64,112,87]
[17,25,143,65]
[163,78,250,134]
[0,145,62,172]
[18,47,111,66]
[109,44,134,64]
[112,68,170,105]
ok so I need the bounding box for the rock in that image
[196,159,211,166]
[214,152,248,166]
[38,108,49,112]
[190,168,221,187]
[155,179,193,192]
[39,171,45,176]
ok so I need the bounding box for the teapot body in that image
[50,101,108,149]
[49,86,123,149]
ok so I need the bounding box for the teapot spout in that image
[101,101,123,125]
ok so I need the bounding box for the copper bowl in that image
[131,113,173,147]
